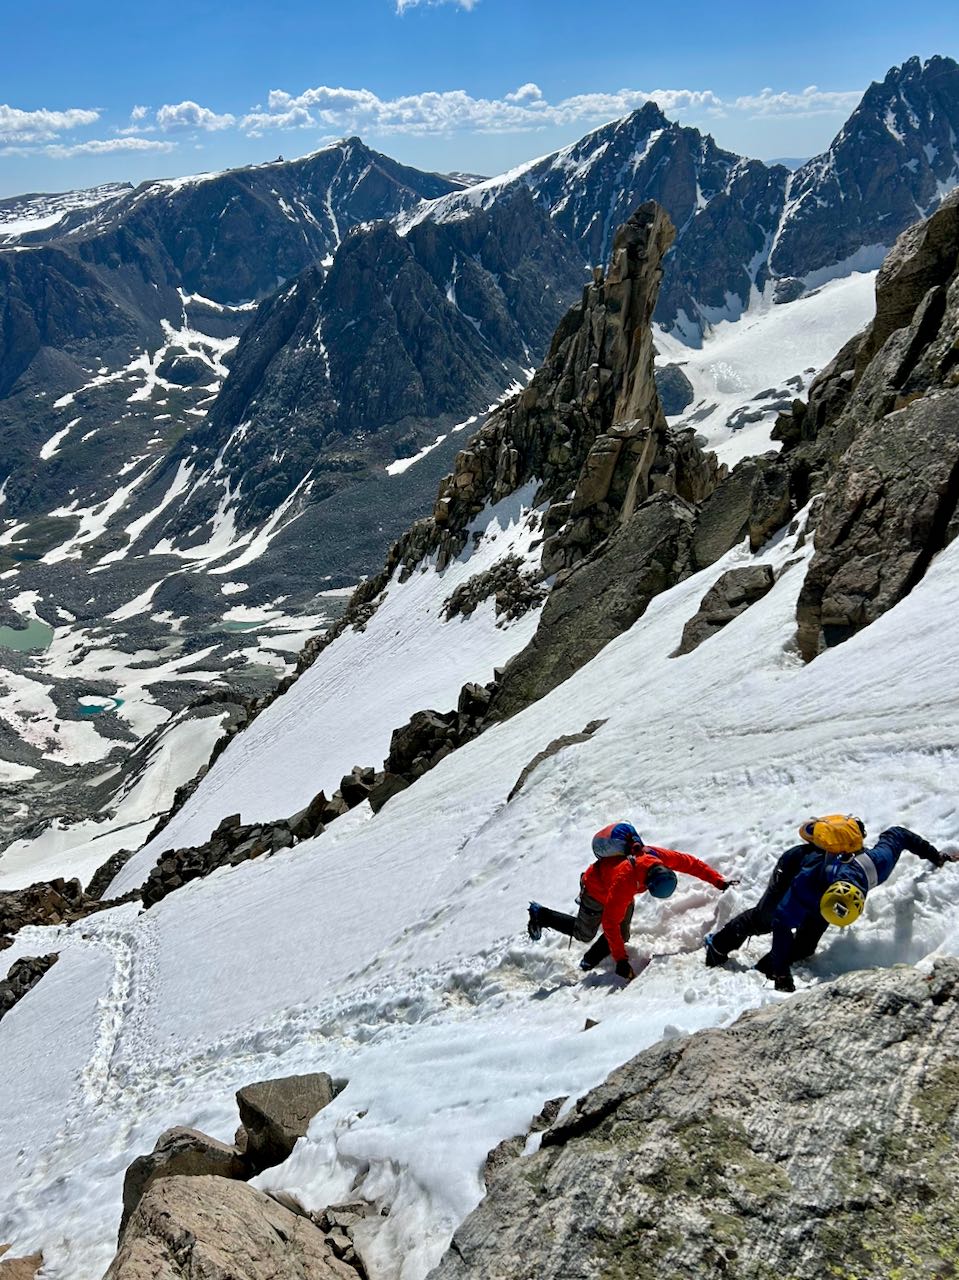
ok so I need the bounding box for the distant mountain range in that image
[0,54,957,824]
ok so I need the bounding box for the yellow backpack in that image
[799,814,864,856]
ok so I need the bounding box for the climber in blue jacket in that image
[706,815,954,992]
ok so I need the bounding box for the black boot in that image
[703,933,729,968]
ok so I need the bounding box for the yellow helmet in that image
[799,814,865,856]
[820,880,865,927]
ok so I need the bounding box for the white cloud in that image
[396,0,478,12]
[130,105,150,122]
[44,136,176,158]
[241,79,859,140]
[733,85,863,117]
[0,104,100,144]
[156,101,236,131]
[505,83,543,103]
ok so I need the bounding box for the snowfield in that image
[2,493,958,1280]
[657,270,879,466]
[109,484,549,888]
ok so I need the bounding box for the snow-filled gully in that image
[3,492,959,1279]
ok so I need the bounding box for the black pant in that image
[713,903,828,972]
[537,893,634,966]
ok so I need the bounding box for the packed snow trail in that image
[2,510,959,1280]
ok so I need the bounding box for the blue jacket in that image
[773,827,942,930]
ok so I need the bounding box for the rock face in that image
[85,851,136,900]
[692,452,792,571]
[798,391,959,657]
[236,1072,337,1173]
[105,1175,358,1280]
[0,953,58,1022]
[429,960,959,1280]
[490,494,699,721]
[773,188,959,658]
[673,564,775,656]
[141,776,377,907]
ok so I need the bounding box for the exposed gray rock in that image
[797,389,959,659]
[442,554,546,623]
[773,276,805,304]
[490,494,697,722]
[0,953,58,1022]
[654,363,695,415]
[141,789,337,907]
[367,772,411,815]
[429,960,959,1280]
[85,849,135,900]
[105,1175,358,1280]
[692,452,792,570]
[483,1097,568,1182]
[776,189,959,658]
[236,1072,337,1173]
[338,766,376,810]
[119,1127,248,1238]
[770,55,959,282]
[673,565,775,655]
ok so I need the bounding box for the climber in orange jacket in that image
[528,822,735,981]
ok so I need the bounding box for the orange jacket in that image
[583,847,726,962]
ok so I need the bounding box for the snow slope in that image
[109,485,548,889]
[656,270,878,466]
[3,498,958,1280]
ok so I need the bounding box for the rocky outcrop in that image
[368,682,494,813]
[442,554,546,623]
[490,493,698,721]
[797,390,959,658]
[692,452,792,570]
[429,959,959,1280]
[0,953,58,1022]
[373,202,691,580]
[119,1128,249,1238]
[772,189,959,658]
[654,363,695,415]
[105,1176,360,1280]
[673,565,775,656]
[236,1072,338,1173]
[0,878,136,949]
[141,813,297,907]
[116,1071,342,1231]
[107,1071,358,1278]
[85,850,136,900]
[141,771,387,906]
[0,1247,43,1280]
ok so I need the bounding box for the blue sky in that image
[1,0,957,196]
